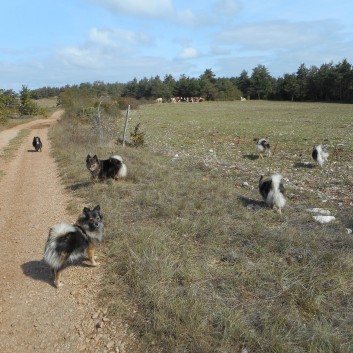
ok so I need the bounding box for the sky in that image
[1,0,352,91]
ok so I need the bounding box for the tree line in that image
[1,59,353,121]
[52,59,353,102]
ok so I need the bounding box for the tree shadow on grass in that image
[293,162,316,169]
[242,154,258,160]
[66,181,91,191]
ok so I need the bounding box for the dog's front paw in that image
[55,281,64,288]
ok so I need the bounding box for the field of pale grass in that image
[50,100,353,353]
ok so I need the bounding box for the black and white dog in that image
[32,136,42,152]
[256,138,271,159]
[86,154,127,181]
[259,174,286,213]
[44,205,104,288]
[312,144,329,167]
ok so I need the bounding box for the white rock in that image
[346,228,352,235]
[313,215,335,224]
[307,208,331,215]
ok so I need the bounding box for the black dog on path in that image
[32,136,42,152]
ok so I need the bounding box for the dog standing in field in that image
[86,154,127,181]
[256,138,271,159]
[32,136,42,152]
[312,144,329,167]
[43,205,104,288]
[259,174,286,214]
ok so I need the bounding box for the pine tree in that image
[19,85,39,116]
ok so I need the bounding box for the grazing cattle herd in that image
[156,97,205,103]
[156,96,248,103]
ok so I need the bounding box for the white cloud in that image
[88,0,214,27]
[89,0,173,18]
[56,26,155,71]
[88,28,151,47]
[178,47,199,59]
[89,28,113,46]
[58,47,109,69]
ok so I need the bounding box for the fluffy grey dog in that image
[44,205,104,288]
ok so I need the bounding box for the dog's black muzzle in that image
[88,221,100,230]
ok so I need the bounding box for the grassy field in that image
[36,97,58,109]
[50,100,353,353]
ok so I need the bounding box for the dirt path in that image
[0,111,134,353]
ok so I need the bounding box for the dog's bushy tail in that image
[269,174,286,211]
[111,155,127,178]
[315,145,329,167]
[111,155,123,163]
[43,223,77,270]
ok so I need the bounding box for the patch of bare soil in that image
[0,111,138,353]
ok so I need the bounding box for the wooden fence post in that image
[97,96,105,146]
[122,105,130,147]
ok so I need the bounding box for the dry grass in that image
[0,129,30,182]
[0,117,36,131]
[0,129,30,160]
[36,97,58,109]
[50,101,353,353]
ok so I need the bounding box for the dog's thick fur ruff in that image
[259,174,286,213]
[256,138,271,159]
[86,154,127,180]
[43,205,104,287]
[32,136,42,152]
[312,144,329,167]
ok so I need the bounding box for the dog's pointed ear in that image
[86,154,91,159]
[83,207,90,214]
[94,205,103,218]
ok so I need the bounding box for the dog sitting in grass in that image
[86,154,127,181]
[312,144,329,167]
[259,174,286,214]
[256,138,271,159]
